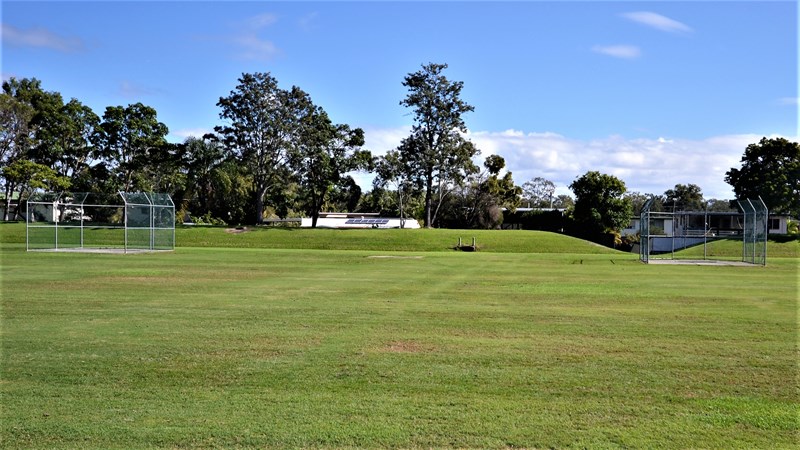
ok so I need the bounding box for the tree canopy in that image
[215,72,306,223]
[569,171,632,242]
[8,71,781,243]
[725,137,800,217]
[1,78,97,219]
[663,183,704,211]
[468,155,522,228]
[398,63,479,228]
[290,103,370,227]
[522,177,556,208]
[94,103,170,192]
[373,149,414,227]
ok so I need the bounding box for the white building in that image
[300,212,421,229]
[625,213,792,237]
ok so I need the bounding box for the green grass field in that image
[1,223,797,448]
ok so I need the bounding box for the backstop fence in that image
[26,191,175,253]
[738,198,768,266]
[639,197,767,266]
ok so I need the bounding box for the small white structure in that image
[623,217,673,237]
[626,213,791,236]
[768,215,791,234]
[300,212,420,229]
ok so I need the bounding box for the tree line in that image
[2,63,798,243]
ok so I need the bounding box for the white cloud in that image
[621,11,693,34]
[469,130,780,199]
[777,97,799,106]
[119,80,161,98]
[232,33,279,61]
[343,126,411,189]
[592,45,641,59]
[1,23,84,52]
[362,125,412,157]
[194,13,281,61]
[350,126,796,200]
[298,12,320,32]
[227,13,281,61]
[169,128,214,142]
[379,128,795,199]
[244,13,278,29]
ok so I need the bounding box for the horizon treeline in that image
[2,71,796,243]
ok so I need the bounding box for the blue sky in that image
[2,1,798,199]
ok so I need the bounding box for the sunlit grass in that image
[4,221,797,257]
[1,241,796,448]
[673,235,799,259]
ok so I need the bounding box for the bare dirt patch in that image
[224,227,250,234]
[28,247,164,254]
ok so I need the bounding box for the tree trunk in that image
[3,194,11,221]
[431,179,448,228]
[255,186,266,224]
[424,173,433,228]
[3,183,15,221]
[311,198,319,228]
[310,189,323,228]
[398,182,405,229]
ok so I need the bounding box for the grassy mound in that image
[4,221,797,256]
[176,226,621,253]
[1,222,621,254]
[673,236,799,259]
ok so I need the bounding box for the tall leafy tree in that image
[725,137,800,216]
[522,176,556,208]
[1,78,57,164]
[19,84,67,167]
[569,171,633,242]
[1,78,99,208]
[625,192,649,215]
[94,103,170,191]
[373,149,415,227]
[0,92,34,167]
[2,159,70,193]
[0,92,36,219]
[2,159,70,219]
[552,194,574,210]
[457,154,522,229]
[325,176,364,213]
[706,198,737,212]
[399,63,479,228]
[216,73,305,223]
[290,102,370,227]
[209,159,255,225]
[180,134,228,220]
[663,183,704,211]
[46,99,100,180]
[0,78,74,219]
